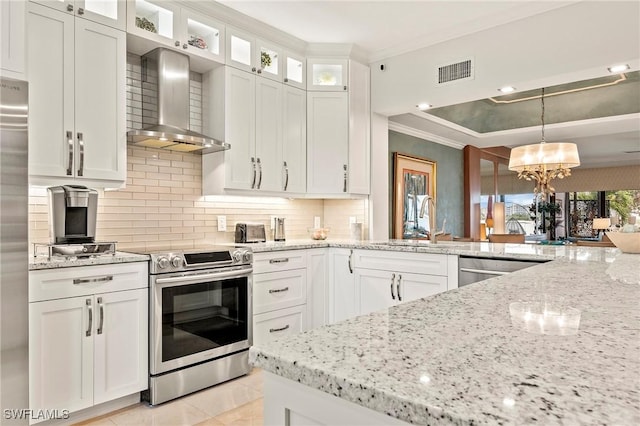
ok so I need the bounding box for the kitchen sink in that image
[384,240,468,248]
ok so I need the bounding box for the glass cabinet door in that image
[127,0,179,48]
[256,39,282,81]
[226,27,255,73]
[180,9,225,63]
[307,58,348,91]
[284,51,305,89]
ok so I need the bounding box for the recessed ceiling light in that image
[498,86,516,93]
[607,64,630,73]
[417,103,431,111]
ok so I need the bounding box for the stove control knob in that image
[232,251,243,263]
[243,252,252,263]
[157,257,170,269]
[171,256,182,268]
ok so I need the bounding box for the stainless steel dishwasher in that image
[458,256,548,287]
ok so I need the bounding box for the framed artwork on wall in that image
[392,153,437,239]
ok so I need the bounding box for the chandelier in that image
[508,88,580,196]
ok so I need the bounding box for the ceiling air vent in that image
[437,58,474,85]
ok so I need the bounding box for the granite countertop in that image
[242,238,579,262]
[29,251,149,270]
[250,247,640,424]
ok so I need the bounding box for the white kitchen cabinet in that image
[281,86,307,193]
[253,250,308,346]
[29,262,148,423]
[307,248,328,329]
[27,2,126,187]
[328,248,357,324]
[226,26,283,82]
[30,0,126,30]
[203,65,303,195]
[1,0,26,79]
[306,59,370,195]
[126,0,225,68]
[353,250,451,316]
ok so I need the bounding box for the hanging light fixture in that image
[508,88,580,196]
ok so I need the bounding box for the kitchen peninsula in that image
[249,242,639,425]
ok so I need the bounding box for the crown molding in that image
[388,122,465,150]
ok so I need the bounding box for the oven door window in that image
[161,277,248,362]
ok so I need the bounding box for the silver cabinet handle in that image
[257,158,263,189]
[397,274,402,301]
[97,297,104,335]
[77,7,84,15]
[348,249,353,274]
[284,77,289,83]
[250,157,257,189]
[283,161,289,191]
[343,164,348,192]
[175,41,180,47]
[74,275,113,285]
[251,67,257,72]
[343,85,347,91]
[66,131,73,175]
[86,299,92,337]
[183,44,188,49]
[257,69,262,74]
[269,324,290,333]
[269,258,289,264]
[390,273,396,300]
[77,132,84,176]
[66,4,73,12]
[268,287,289,294]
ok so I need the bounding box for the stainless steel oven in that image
[139,246,253,405]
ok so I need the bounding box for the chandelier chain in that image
[540,88,545,143]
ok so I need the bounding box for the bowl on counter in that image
[606,232,640,253]
[308,227,330,240]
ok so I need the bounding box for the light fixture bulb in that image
[607,64,630,73]
[417,103,431,111]
[498,86,516,93]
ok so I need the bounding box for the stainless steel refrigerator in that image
[0,77,29,424]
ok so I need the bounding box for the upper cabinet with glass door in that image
[307,58,348,91]
[283,51,305,89]
[126,0,225,67]
[30,0,126,30]
[226,27,283,82]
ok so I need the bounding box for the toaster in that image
[235,223,266,243]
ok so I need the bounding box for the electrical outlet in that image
[349,216,356,224]
[217,215,227,232]
[314,216,321,228]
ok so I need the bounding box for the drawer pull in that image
[74,275,113,285]
[269,258,289,264]
[269,324,290,333]
[397,274,403,302]
[390,273,396,300]
[269,287,289,294]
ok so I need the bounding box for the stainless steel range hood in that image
[127,48,229,154]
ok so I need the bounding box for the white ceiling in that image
[217,0,640,169]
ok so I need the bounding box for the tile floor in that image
[77,369,263,426]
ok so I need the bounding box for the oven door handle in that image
[154,268,253,287]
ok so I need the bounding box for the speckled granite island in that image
[249,241,640,425]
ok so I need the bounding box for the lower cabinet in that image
[29,262,148,422]
[253,250,308,346]
[353,250,452,316]
[328,248,357,324]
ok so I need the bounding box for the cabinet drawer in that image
[254,269,306,314]
[354,250,448,276]
[253,250,306,274]
[253,305,306,346]
[29,262,148,302]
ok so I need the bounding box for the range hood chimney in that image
[127,48,229,154]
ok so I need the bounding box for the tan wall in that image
[28,147,368,250]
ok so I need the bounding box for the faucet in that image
[419,195,437,243]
